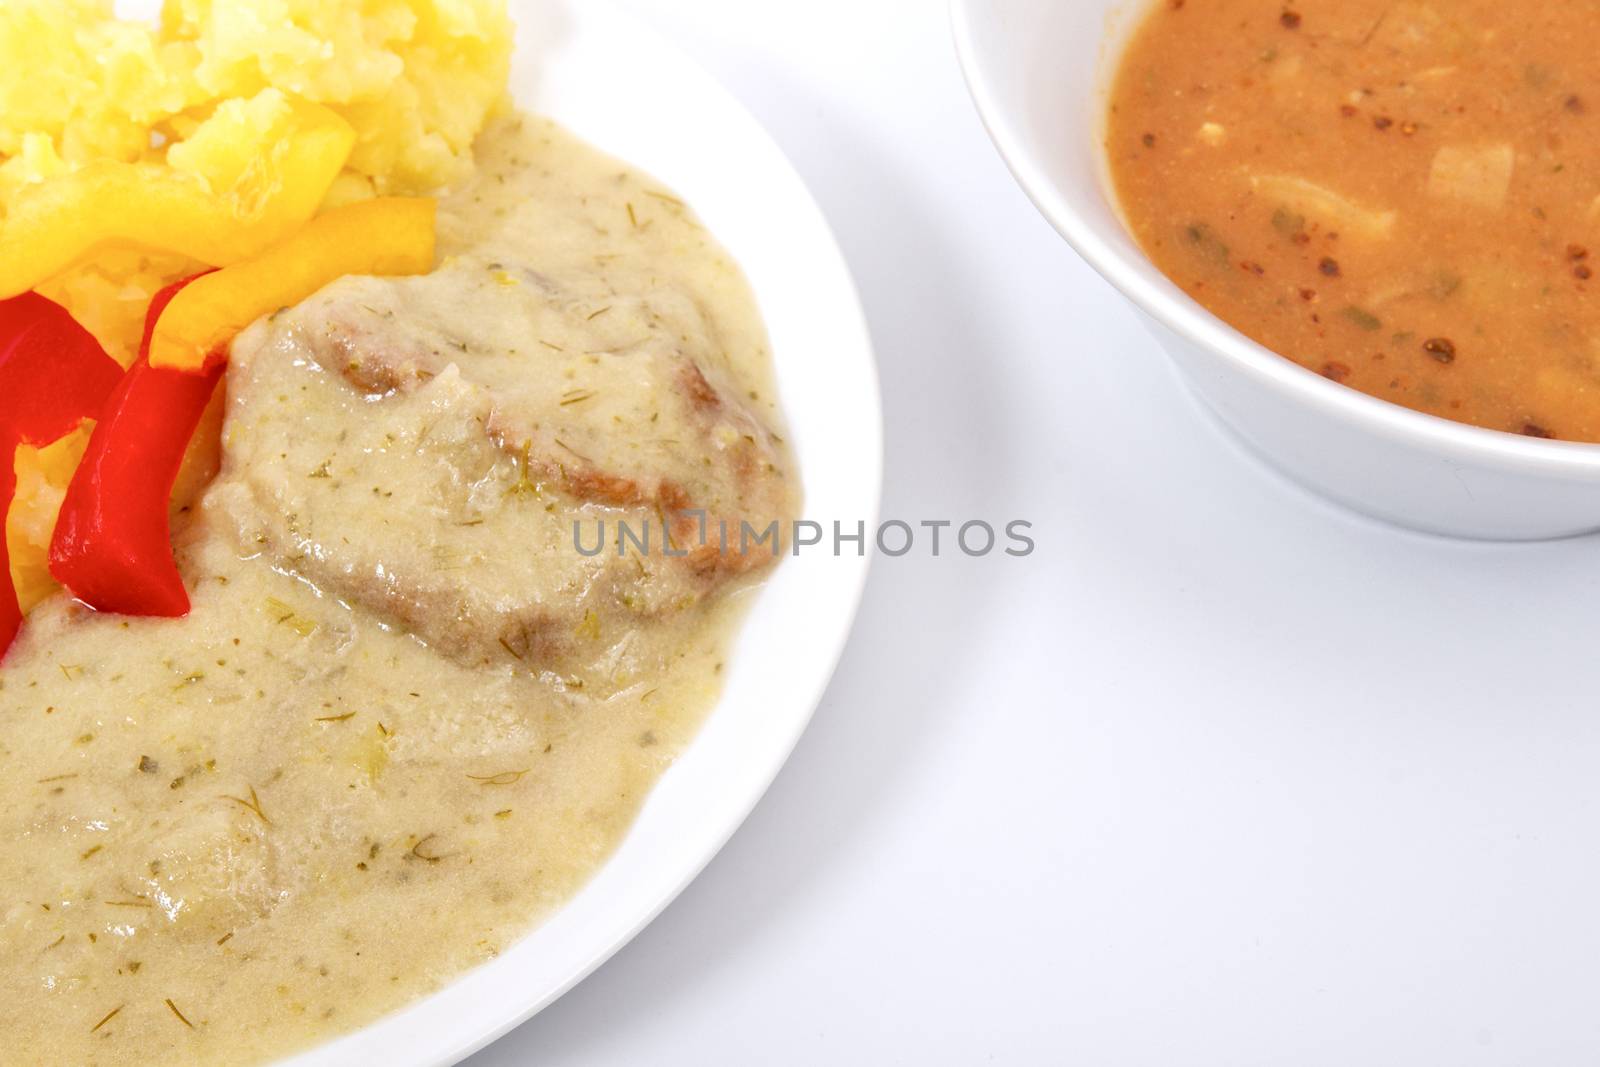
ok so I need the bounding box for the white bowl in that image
[953,0,1600,541]
[244,1,878,1064]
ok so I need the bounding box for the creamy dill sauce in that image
[0,116,795,1065]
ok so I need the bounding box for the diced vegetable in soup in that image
[1107,0,1600,441]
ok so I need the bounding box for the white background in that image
[472,2,1600,1064]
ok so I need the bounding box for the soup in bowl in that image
[954,0,1600,540]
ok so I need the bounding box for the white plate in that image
[107,0,881,1061]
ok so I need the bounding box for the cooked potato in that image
[7,430,91,613]
[1428,144,1516,209]
[160,0,512,194]
[1249,174,1398,239]
[0,0,512,616]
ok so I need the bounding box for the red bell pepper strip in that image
[49,274,223,618]
[0,292,126,659]
[0,294,126,444]
[0,450,16,659]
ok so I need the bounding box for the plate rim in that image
[273,2,883,1065]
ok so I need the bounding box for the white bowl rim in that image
[950,0,1600,475]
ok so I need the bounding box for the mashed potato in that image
[1,0,512,611]
[159,0,513,195]
[0,0,511,198]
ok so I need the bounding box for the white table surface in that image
[470,3,1600,1064]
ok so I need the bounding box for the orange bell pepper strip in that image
[148,197,438,373]
[0,101,355,300]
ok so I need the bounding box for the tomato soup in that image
[1107,0,1600,441]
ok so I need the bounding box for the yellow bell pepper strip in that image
[0,101,356,300]
[148,197,437,372]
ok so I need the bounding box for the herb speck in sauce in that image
[1422,338,1457,364]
